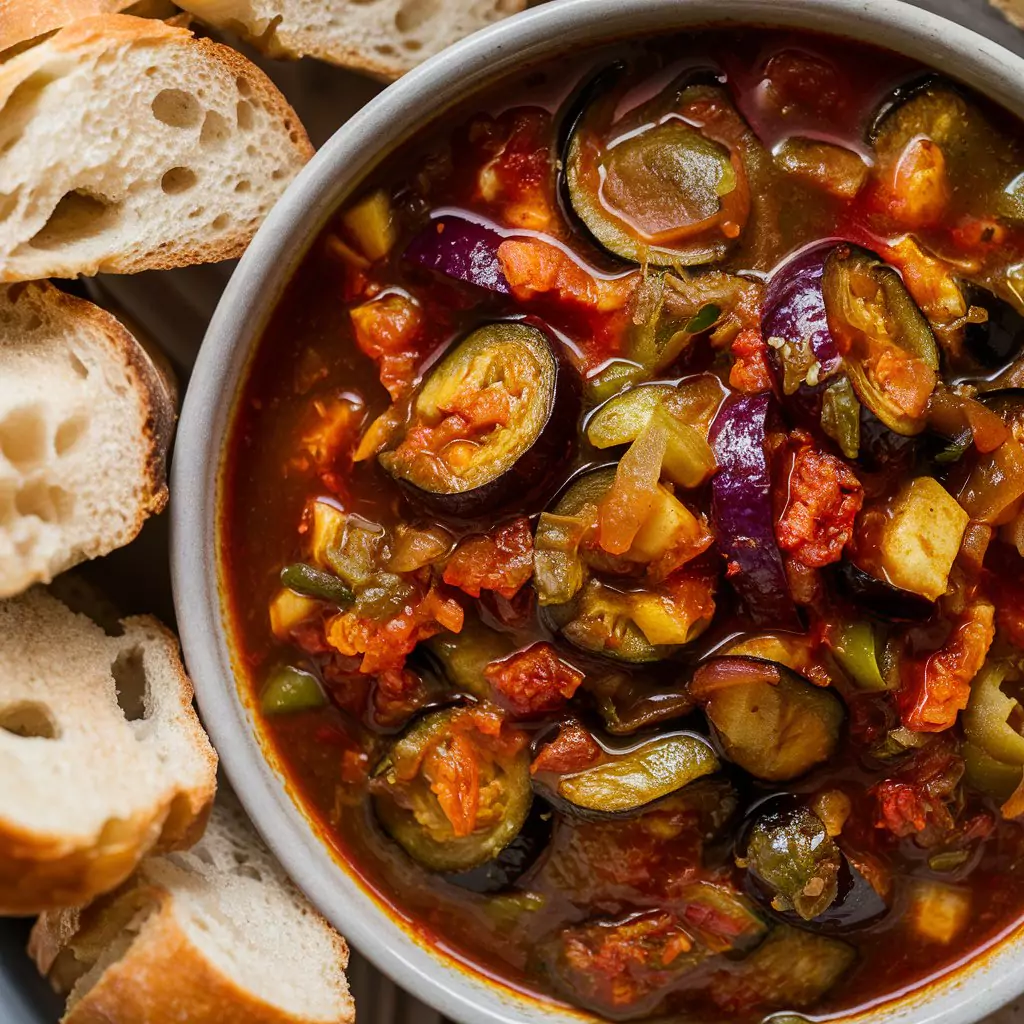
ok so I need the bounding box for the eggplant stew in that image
[223,29,1024,1024]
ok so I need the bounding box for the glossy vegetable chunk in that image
[745,806,841,920]
[822,246,939,435]
[710,394,800,629]
[404,215,510,293]
[534,731,720,817]
[372,706,532,872]
[260,665,327,716]
[381,321,578,514]
[690,658,844,781]
[565,74,752,266]
[964,662,1024,767]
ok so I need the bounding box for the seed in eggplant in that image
[822,245,939,436]
[832,561,935,622]
[371,706,533,873]
[689,657,844,782]
[563,71,751,266]
[961,283,1024,372]
[379,320,579,516]
[533,731,721,819]
[443,803,553,895]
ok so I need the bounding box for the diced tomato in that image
[471,108,556,231]
[497,237,639,314]
[776,438,864,568]
[373,667,429,728]
[559,912,696,1014]
[875,236,966,333]
[898,600,995,732]
[485,642,585,717]
[950,215,1008,255]
[985,545,1024,648]
[443,518,534,599]
[531,722,602,774]
[729,327,774,394]
[426,731,481,837]
[326,586,465,674]
[873,137,951,230]
[863,337,937,422]
[350,293,427,400]
[872,738,964,841]
[761,50,843,121]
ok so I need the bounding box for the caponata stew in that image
[223,28,1024,1023]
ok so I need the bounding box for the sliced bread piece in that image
[0,2,177,55]
[30,799,355,1024]
[0,14,314,281]
[992,0,1024,29]
[0,587,217,915]
[0,281,174,599]
[178,0,528,80]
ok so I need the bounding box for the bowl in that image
[171,2,1024,1022]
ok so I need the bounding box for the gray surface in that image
[2,0,1023,1021]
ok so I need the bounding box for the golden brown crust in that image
[992,0,1024,29]
[0,0,136,53]
[0,15,313,278]
[31,883,354,1024]
[0,608,217,916]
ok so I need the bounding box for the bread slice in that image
[992,0,1024,28]
[0,14,314,281]
[0,587,217,915]
[0,281,174,599]
[178,0,528,80]
[0,2,177,55]
[30,799,355,1024]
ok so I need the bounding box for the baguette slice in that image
[0,2,176,54]
[179,0,528,80]
[0,587,217,915]
[0,281,174,599]
[30,799,355,1024]
[0,14,314,282]
[992,0,1024,28]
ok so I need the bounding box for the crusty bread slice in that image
[0,14,313,281]
[178,0,528,80]
[0,587,217,915]
[30,799,355,1024]
[992,0,1024,28]
[0,1,177,55]
[0,281,174,599]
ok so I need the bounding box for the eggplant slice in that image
[822,245,939,435]
[371,707,532,873]
[533,730,720,818]
[380,320,579,515]
[962,282,1024,372]
[563,70,752,266]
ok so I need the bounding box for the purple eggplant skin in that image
[382,317,581,519]
[404,215,510,294]
[832,561,935,622]
[709,394,801,631]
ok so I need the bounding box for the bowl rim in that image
[171,2,1024,1023]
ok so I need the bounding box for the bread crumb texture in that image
[0,14,313,281]
[0,281,174,598]
[31,800,354,1024]
[0,587,217,914]
[179,0,528,78]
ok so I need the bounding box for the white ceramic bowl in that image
[172,3,1024,1022]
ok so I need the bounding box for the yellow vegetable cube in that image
[342,189,396,262]
[269,589,319,641]
[877,477,968,601]
[629,485,703,562]
[908,882,971,944]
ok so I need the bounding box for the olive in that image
[689,657,844,782]
[379,320,580,516]
[744,806,841,921]
[562,67,751,266]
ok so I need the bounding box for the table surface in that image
[4,1,1024,1022]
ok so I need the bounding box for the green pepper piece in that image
[556,733,720,815]
[280,562,355,606]
[964,739,1023,801]
[820,376,861,460]
[832,620,889,691]
[260,665,327,716]
[745,807,841,920]
[686,302,722,334]
[586,359,649,403]
[964,662,1024,765]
